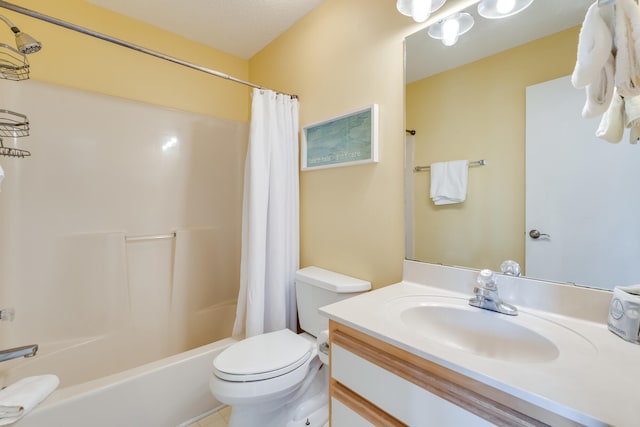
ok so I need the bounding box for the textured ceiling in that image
[86,0,324,59]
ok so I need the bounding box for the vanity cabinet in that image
[328,320,578,427]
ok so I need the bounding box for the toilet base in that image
[285,401,328,427]
[227,365,329,427]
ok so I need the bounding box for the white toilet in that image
[209,266,370,427]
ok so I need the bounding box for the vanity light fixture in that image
[396,0,446,23]
[477,0,534,19]
[427,12,474,46]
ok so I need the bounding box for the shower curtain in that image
[232,89,300,339]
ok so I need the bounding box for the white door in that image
[525,76,640,289]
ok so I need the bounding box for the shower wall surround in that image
[0,78,247,378]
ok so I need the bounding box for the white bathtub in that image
[13,338,236,427]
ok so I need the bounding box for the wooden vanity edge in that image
[329,320,583,427]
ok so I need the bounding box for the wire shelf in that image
[0,42,29,81]
[0,109,29,137]
[0,138,30,158]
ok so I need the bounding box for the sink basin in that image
[401,303,558,362]
[385,296,595,363]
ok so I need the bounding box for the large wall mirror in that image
[405,0,640,291]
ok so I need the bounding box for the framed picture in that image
[301,104,379,171]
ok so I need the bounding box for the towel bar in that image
[414,159,487,172]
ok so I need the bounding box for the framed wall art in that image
[301,104,379,171]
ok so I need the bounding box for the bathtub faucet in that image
[0,344,38,362]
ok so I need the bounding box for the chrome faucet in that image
[0,344,38,362]
[500,260,521,277]
[469,269,518,316]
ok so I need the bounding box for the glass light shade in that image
[396,0,413,16]
[396,0,447,23]
[427,12,474,46]
[429,0,447,13]
[477,0,534,19]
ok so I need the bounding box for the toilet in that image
[209,266,370,427]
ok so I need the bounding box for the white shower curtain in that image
[232,89,300,339]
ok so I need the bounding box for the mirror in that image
[404,0,634,290]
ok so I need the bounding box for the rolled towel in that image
[582,53,615,119]
[430,160,469,205]
[615,0,640,97]
[0,375,59,425]
[571,2,613,89]
[630,126,640,144]
[625,95,640,127]
[596,88,624,143]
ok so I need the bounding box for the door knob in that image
[529,229,550,239]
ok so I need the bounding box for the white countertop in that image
[319,261,640,427]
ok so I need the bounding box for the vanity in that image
[320,260,640,426]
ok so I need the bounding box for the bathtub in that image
[12,338,236,427]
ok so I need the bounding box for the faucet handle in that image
[476,269,497,290]
[500,260,521,277]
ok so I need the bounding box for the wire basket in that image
[0,42,29,81]
[0,138,30,158]
[0,109,29,138]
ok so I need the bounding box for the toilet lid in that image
[213,329,312,382]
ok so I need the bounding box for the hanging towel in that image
[0,375,59,425]
[630,126,640,144]
[582,53,615,118]
[571,2,614,89]
[430,160,469,205]
[596,88,625,143]
[624,94,640,127]
[615,0,640,97]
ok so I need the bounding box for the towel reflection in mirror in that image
[572,0,640,144]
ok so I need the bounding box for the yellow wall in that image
[406,27,579,272]
[249,0,423,288]
[2,0,491,289]
[5,0,250,121]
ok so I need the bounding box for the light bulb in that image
[412,0,433,23]
[442,17,460,46]
[496,0,516,14]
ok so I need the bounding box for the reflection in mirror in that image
[404,0,636,290]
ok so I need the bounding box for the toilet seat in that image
[213,329,312,382]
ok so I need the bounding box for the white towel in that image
[596,88,624,143]
[625,95,640,127]
[430,160,469,205]
[582,53,615,118]
[0,164,4,192]
[631,126,640,144]
[615,0,640,98]
[0,375,59,425]
[571,2,614,89]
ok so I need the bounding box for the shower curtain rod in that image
[0,1,297,98]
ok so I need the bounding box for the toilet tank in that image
[295,266,371,337]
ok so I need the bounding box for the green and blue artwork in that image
[303,105,378,170]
